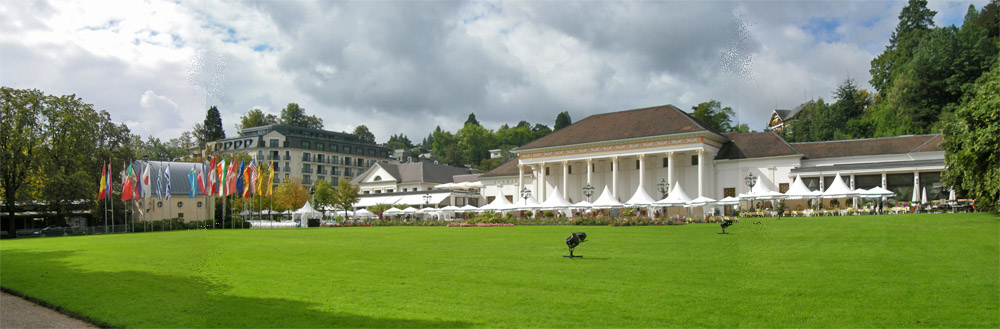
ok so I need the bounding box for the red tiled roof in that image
[790,134,942,159]
[517,104,727,151]
[480,158,520,178]
[716,132,801,159]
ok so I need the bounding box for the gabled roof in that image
[775,101,813,121]
[715,132,801,160]
[517,104,728,151]
[354,162,475,185]
[791,134,943,159]
[480,158,521,178]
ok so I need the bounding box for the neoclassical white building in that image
[480,104,947,206]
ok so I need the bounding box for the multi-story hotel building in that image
[207,125,393,187]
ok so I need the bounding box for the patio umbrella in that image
[921,187,928,205]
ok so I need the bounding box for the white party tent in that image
[384,207,403,217]
[686,196,716,207]
[570,200,593,209]
[654,183,692,206]
[458,205,479,212]
[402,207,419,214]
[512,194,542,211]
[822,173,857,198]
[859,186,896,198]
[624,185,658,207]
[716,196,740,206]
[292,201,323,227]
[590,186,624,209]
[540,187,573,210]
[480,190,514,212]
[354,209,376,218]
[784,175,823,199]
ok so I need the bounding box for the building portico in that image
[513,105,728,204]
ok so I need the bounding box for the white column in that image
[562,160,569,198]
[849,173,856,189]
[539,163,546,202]
[913,171,920,202]
[667,152,675,187]
[586,158,593,185]
[697,150,705,198]
[819,174,825,191]
[517,164,524,196]
[612,156,619,201]
[638,154,646,189]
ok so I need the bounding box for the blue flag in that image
[235,159,244,197]
[155,165,162,201]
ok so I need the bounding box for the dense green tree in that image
[1,88,134,235]
[280,103,323,129]
[942,60,1000,212]
[312,179,335,212]
[870,0,937,94]
[332,179,360,219]
[465,113,480,126]
[431,128,462,166]
[352,125,375,143]
[554,111,572,130]
[690,100,735,132]
[457,123,495,166]
[531,124,552,140]
[238,108,277,132]
[198,106,226,143]
[386,134,413,150]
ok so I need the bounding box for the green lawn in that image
[1,213,997,328]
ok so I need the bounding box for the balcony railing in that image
[302,168,313,174]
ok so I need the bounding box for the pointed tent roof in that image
[822,173,857,198]
[591,186,624,209]
[716,196,740,205]
[459,204,479,212]
[744,176,786,200]
[540,187,572,209]
[570,200,593,208]
[512,194,542,210]
[624,185,657,207]
[859,186,896,198]
[784,175,822,199]
[655,183,692,206]
[480,190,514,211]
[685,196,717,207]
[294,201,322,215]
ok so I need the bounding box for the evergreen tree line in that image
[779,0,998,143]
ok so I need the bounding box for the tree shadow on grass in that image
[0,250,474,328]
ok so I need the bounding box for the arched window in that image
[374,176,382,181]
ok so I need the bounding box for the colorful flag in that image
[197,167,206,196]
[156,165,163,201]
[254,164,263,195]
[243,161,256,198]
[218,159,226,197]
[208,157,218,195]
[106,162,112,200]
[141,161,151,199]
[267,163,275,196]
[98,161,107,200]
[236,159,244,198]
[121,162,134,201]
[164,163,171,201]
[188,165,198,198]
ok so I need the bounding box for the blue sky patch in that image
[803,17,841,43]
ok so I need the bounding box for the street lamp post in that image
[657,178,669,199]
[745,172,756,211]
[521,187,532,217]
[582,184,594,203]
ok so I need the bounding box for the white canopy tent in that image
[624,185,658,207]
[686,196,716,207]
[480,190,514,212]
[859,186,896,198]
[822,173,857,198]
[292,201,323,227]
[742,176,786,200]
[654,183,692,206]
[458,205,479,212]
[384,207,403,216]
[401,207,419,214]
[539,187,573,210]
[591,186,624,209]
[354,209,377,218]
[570,200,593,209]
[512,195,542,211]
[784,175,823,199]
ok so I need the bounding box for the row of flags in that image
[97,157,276,202]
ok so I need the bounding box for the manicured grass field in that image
[1,213,997,328]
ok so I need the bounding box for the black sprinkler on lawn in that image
[564,232,587,258]
[719,219,735,235]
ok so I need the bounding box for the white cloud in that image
[0,0,990,143]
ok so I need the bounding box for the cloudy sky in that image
[0,0,987,143]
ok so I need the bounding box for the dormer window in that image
[374,176,382,181]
